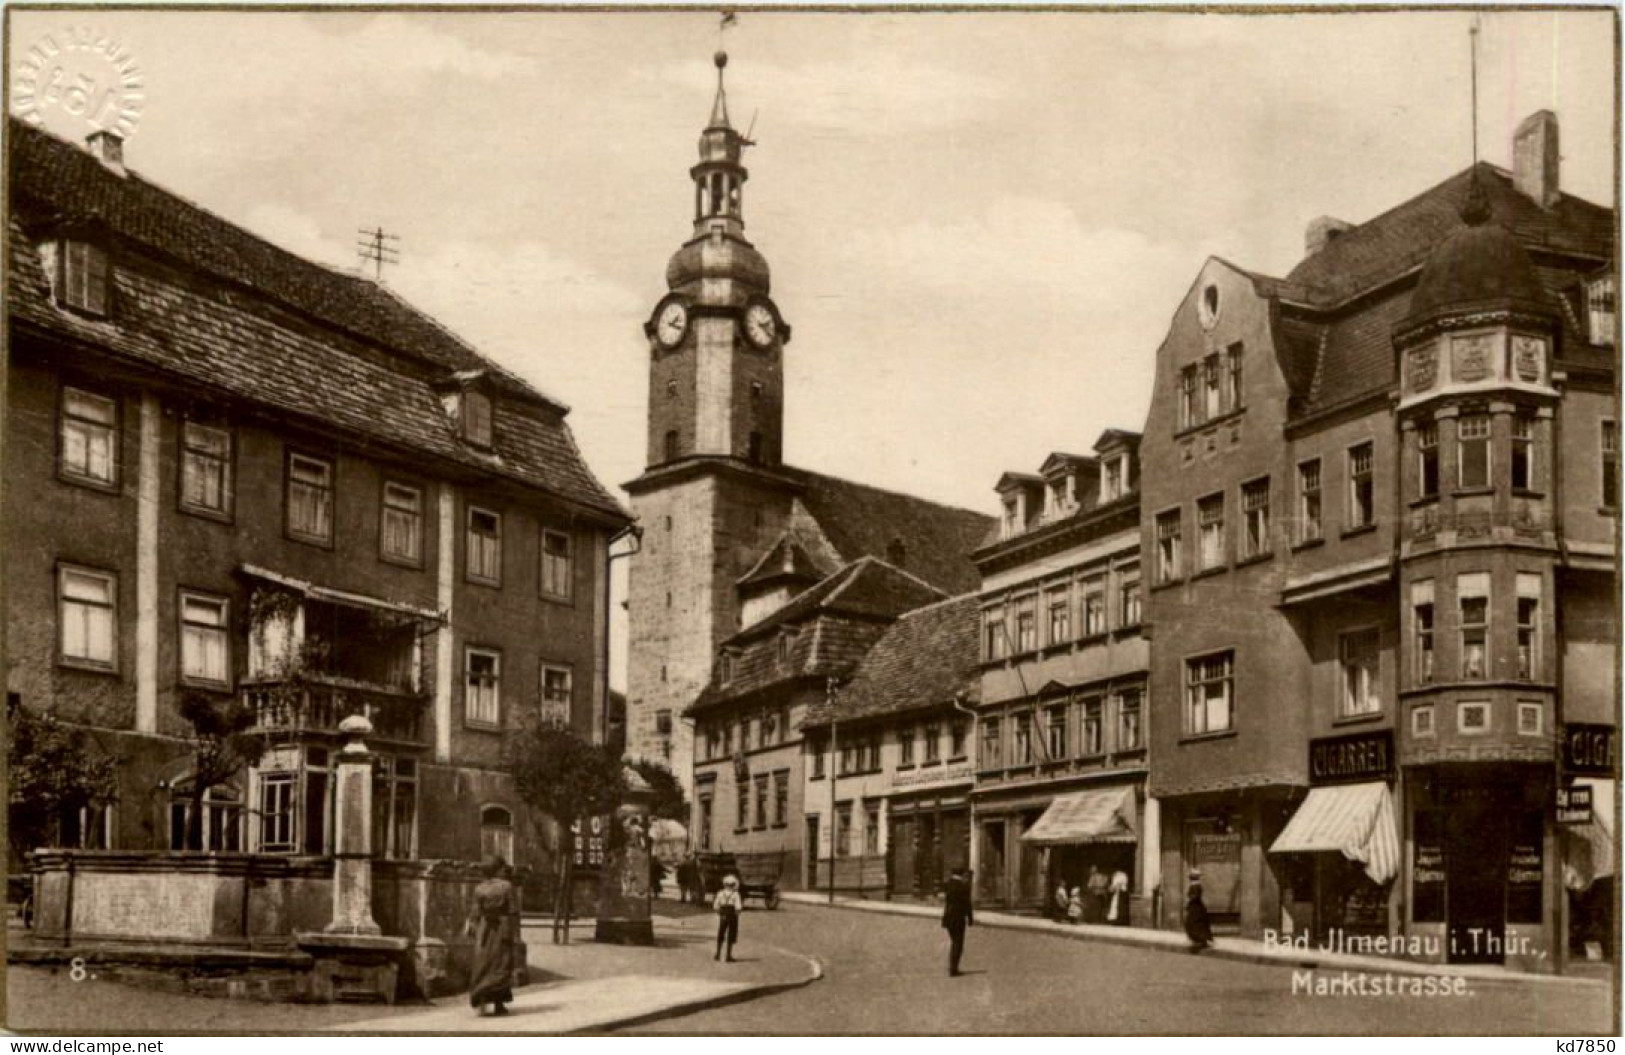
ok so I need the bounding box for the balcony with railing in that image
[244,675,428,746]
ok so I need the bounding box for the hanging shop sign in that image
[1564,724,1616,776]
[1308,730,1394,786]
[1557,784,1594,826]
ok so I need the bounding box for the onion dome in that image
[1401,173,1554,333]
[665,233,771,294]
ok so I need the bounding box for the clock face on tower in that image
[744,302,777,348]
[656,300,689,348]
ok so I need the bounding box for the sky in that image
[9,7,1616,690]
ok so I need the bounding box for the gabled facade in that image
[972,432,1153,916]
[1141,111,1615,972]
[6,119,629,880]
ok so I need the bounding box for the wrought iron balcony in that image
[243,675,428,746]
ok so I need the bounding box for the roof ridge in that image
[792,464,993,521]
[892,590,980,620]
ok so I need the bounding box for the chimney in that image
[1512,110,1559,208]
[86,129,126,177]
[1304,216,1353,257]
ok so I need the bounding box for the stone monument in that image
[594,767,656,945]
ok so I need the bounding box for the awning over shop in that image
[1021,786,1137,846]
[1563,812,1615,893]
[1269,781,1400,885]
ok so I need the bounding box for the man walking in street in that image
[941,867,974,977]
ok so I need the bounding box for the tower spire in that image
[710,50,731,130]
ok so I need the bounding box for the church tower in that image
[625,52,797,785]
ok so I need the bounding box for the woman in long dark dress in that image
[1184,870,1214,952]
[468,855,517,1015]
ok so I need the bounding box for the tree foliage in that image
[506,722,626,942]
[629,758,688,823]
[7,698,118,858]
[176,691,266,850]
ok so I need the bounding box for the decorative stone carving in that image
[1512,335,1545,383]
[1407,344,1438,392]
[1451,334,1495,383]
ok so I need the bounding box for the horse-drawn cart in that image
[694,850,785,909]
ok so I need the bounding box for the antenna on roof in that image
[356,226,400,283]
[1469,14,1482,167]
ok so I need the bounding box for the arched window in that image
[480,805,514,866]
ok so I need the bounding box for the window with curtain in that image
[60,566,116,669]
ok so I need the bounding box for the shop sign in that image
[892,763,974,789]
[572,815,606,868]
[1564,724,1616,776]
[1308,730,1394,786]
[1506,836,1543,924]
[1557,785,1594,826]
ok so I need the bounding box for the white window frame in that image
[258,771,296,853]
[1510,415,1536,492]
[1080,696,1104,756]
[1156,509,1183,583]
[1117,687,1143,751]
[1081,577,1107,636]
[1457,415,1491,490]
[1241,477,1270,559]
[466,506,503,586]
[1185,650,1234,735]
[1348,442,1375,529]
[1197,492,1226,571]
[286,451,334,545]
[381,481,424,566]
[180,421,233,518]
[60,385,118,487]
[1457,701,1491,736]
[465,647,502,727]
[179,590,231,689]
[1417,422,1440,499]
[1516,702,1544,737]
[1298,458,1323,542]
[59,565,117,671]
[1338,626,1382,717]
[1411,704,1435,739]
[541,664,573,726]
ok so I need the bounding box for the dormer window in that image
[59,239,110,316]
[1001,495,1020,539]
[463,389,493,447]
[1048,476,1072,517]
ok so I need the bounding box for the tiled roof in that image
[687,557,945,716]
[802,592,980,730]
[8,121,626,520]
[737,529,831,589]
[1285,163,1613,307]
[790,469,994,596]
[1274,163,1614,419]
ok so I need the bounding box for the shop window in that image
[1511,415,1536,490]
[1458,416,1490,489]
[1458,573,1489,680]
[480,805,514,865]
[1081,697,1104,756]
[465,647,501,726]
[180,421,233,518]
[1411,704,1435,739]
[1413,812,1446,922]
[1185,651,1234,735]
[1118,688,1143,751]
[1197,493,1225,570]
[179,592,230,688]
[1339,627,1381,717]
[1241,477,1270,559]
[1348,443,1375,528]
[381,482,423,565]
[1297,459,1323,542]
[286,452,334,545]
[59,565,117,671]
[1516,702,1543,737]
[1081,578,1106,635]
[1507,813,1544,924]
[60,386,118,488]
[1457,701,1490,735]
[1417,423,1439,499]
[1156,509,1183,583]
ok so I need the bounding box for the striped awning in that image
[1270,781,1400,885]
[1021,786,1137,846]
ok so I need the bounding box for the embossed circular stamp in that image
[12,26,143,141]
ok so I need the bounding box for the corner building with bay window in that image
[1141,111,1615,972]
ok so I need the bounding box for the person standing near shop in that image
[714,874,743,962]
[1107,868,1130,926]
[1085,865,1110,923]
[941,867,974,976]
[1184,870,1213,952]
